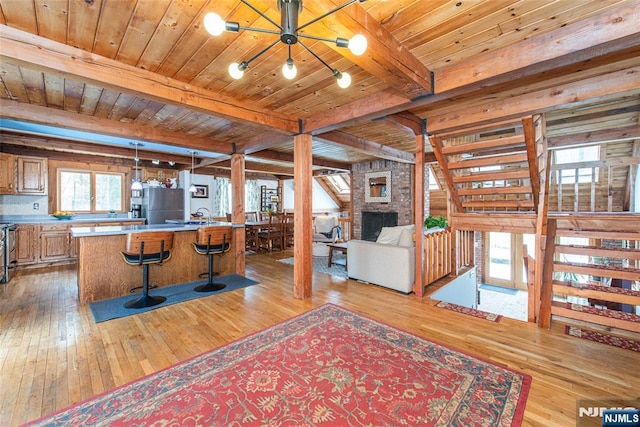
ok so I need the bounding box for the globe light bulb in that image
[349,34,367,56]
[282,59,297,80]
[203,13,226,36]
[337,71,351,89]
[228,62,245,80]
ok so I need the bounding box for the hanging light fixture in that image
[130,142,143,191]
[203,0,368,88]
[189,150,198,193]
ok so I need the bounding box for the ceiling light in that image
[282,45,297,80]
[152,159,160,165]
[130,142,144,191]
[189,150,197,193]
[168,161,175,166]
[204,0,367,89]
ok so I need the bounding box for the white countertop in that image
[70,221,238,237]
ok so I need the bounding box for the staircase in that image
[542,215,640,334]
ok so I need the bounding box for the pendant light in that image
[189,150,197,193]
[130,142,143,191]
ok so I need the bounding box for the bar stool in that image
[192,225,232,292]
[121,231,174,309]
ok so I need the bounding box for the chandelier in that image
[204,0,368,88]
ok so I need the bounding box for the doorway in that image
[484,232,535,290]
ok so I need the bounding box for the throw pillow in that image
[376,226,403,245]
[398,228,415,247]
[376,224,415,245]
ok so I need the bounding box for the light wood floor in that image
[1,250,637,426]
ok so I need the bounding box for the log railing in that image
[423,228,453,286]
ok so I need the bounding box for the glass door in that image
[484,232,535,290]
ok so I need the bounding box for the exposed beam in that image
[0,25,299,134]
[427,66,640,133]
[249,149,351,171]
[0,99,233,155]
[304,2,640,133]
[435,1,640,93]
[307,0,433,99]
[547,124,640,147]
[0,131,192,164]
[316,130,415,164]
[381,112,424,137]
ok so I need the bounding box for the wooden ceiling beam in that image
[427,66,640,133]
[0,131,192,164]
[306,0,433,99]
[316,130,415,163]
[304,3,640,134]
[0,99,233,155]
[379,112,424,137]
[547,124,640,148]
[0,25,298,134]
[249,149,351,171]
[435,1,640,94]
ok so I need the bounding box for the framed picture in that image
[192,184,208,198]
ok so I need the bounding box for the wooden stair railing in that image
[430,115,545,214]
[423,228,453,286]
[537,214,640,333]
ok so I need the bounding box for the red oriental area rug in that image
[25,304,531,426]
[436,300,503,323]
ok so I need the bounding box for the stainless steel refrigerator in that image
[141,187,185,224]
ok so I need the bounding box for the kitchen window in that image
[58,169,124,212]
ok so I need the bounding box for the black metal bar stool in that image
[192,225,232,292]
[121,231,174,309]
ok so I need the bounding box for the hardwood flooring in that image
[1,250,637,426]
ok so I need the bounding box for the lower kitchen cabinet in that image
[16,224,37,266]
[16,220,144,267]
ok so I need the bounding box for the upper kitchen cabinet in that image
[16,156,48,194]
[0,153,16,194]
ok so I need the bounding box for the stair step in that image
[551,301,640,332]
[441,134,525,155]
[552,280,640,305]
[554,261,640,281]
[555,244,640,260]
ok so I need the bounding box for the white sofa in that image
[347,224,415,293]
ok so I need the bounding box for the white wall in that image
[282,179,339,212]
[180,170,217,219]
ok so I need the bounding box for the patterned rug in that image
[565,326,640,352]
[436,301,503,322]
[278,255,347,278]
[25,304,530,426]
[565,302,640,323]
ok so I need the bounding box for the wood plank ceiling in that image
[0,0,639,177]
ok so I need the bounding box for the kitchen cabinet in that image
[141,168,178,184]
[16,224,37,266]
[15,220,145,268]
[0,153,16,194]
[17,156,47,194]
[40,223,70,262]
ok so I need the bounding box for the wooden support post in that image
[293,134,313,299]
[538,219,556,329]
[414,133,425,297]
[230,153,246,275]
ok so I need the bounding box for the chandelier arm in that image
[240,0,283,31]
[298,39,338,76]
[243,38,281,67]
[298,33,343,45]
[296,0,359,32]
[237,26,281,36]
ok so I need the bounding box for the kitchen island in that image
[71,222,239,304]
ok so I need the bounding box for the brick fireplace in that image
[351,160,418,240]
